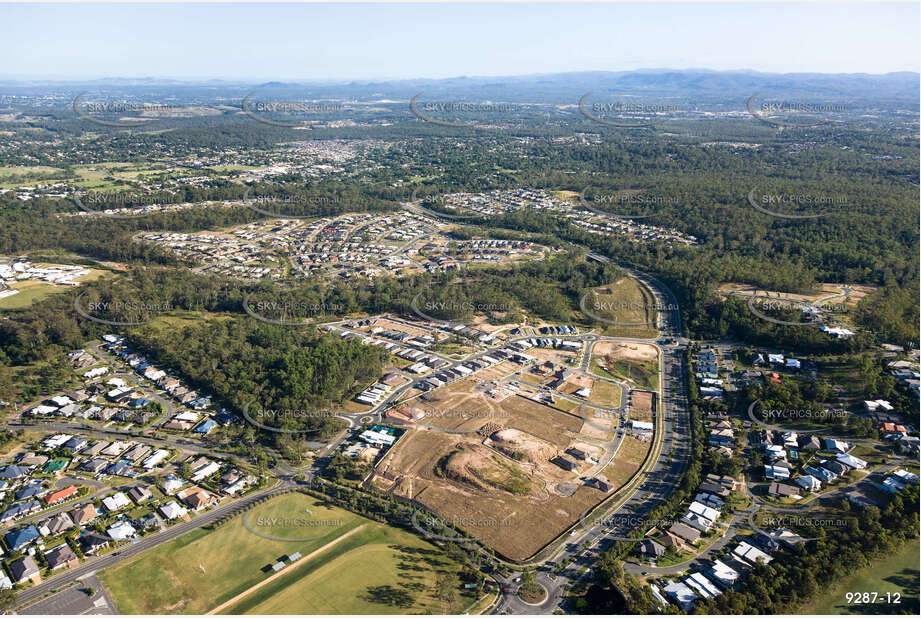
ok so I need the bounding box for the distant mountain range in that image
[1,69,917,105]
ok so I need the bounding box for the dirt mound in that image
[490,429,555,463]
[441,449,489,490]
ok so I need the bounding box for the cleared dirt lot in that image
[630,390,656,421]
[372,374,649,559]
[717,282,875,308]
[592,340,658,362]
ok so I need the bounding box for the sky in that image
[1,2,918,81]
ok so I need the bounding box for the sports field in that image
[99,493,366,613]
[99,492,476,614]
[224,521,477,614]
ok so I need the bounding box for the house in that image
[656,530,688,553]
[822,460,849,477]
[0,465,29,480]
[689,501,721,522]
[159,500,188,520]
[805,465,838,483]
[764,465,790,480]
[554,456,579,472]
[102,491,131,512]
[668,522,701,544]
[191,461,220,482]
[70,503,100,526]
[795,475,822,492]
[134,512,162,532]
[836,453,868,470]
[193,419,218,435]
[160,474,185,494]
[707,560,739,589]
[636,538,666,560]
[107,520,137,540]
[768,482,801,499]
[127,486,153,504]
[9,555,40,584]
[732,541,773,566]
[663,581,697,611]
[824,438,850,454]
[39,512,75,536]
[45,485,78,505]
[14,482,47,501]
[799,435,822,451]
[79,533,111,555]
[590,476,614,492]
[566,447,590,461]
[44,543,79,570]
[19,452,49,467]
[179,486,217,511]
[4,525,41,550]
[105,461,134,477]
[63,437,88,452]
[685,572,721,599]
[682,512,714,533]
[78,458,108,473]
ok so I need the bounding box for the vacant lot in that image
[222,522,477,615]
[99,493,365,614]
[717,282,875,309]
[630,390,656,421]
[583,279,659,339]
[0,268,108,310]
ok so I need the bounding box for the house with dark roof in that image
[0,465,28,480]
[79,533,111,555]
[127,486,153,504]
[44,543,79,570]
[9,555,39,584]
[636,538,666,560]
[668,522,701,544]
[15,483,47,501]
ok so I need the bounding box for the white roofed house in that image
[795,474,822,492]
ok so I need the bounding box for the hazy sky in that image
[2,2,918,80]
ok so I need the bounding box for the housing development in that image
[0,2,918,617]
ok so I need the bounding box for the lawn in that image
[225,521,478,614]
[98,493,366,614]
[800,539,919,614]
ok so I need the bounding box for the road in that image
[493,254,692,614]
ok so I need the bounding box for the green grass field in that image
[801,539,919,614]
[582,278,659,339]
[99,492,476,614]
[225,521,477,614]
[99,493,366,614]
